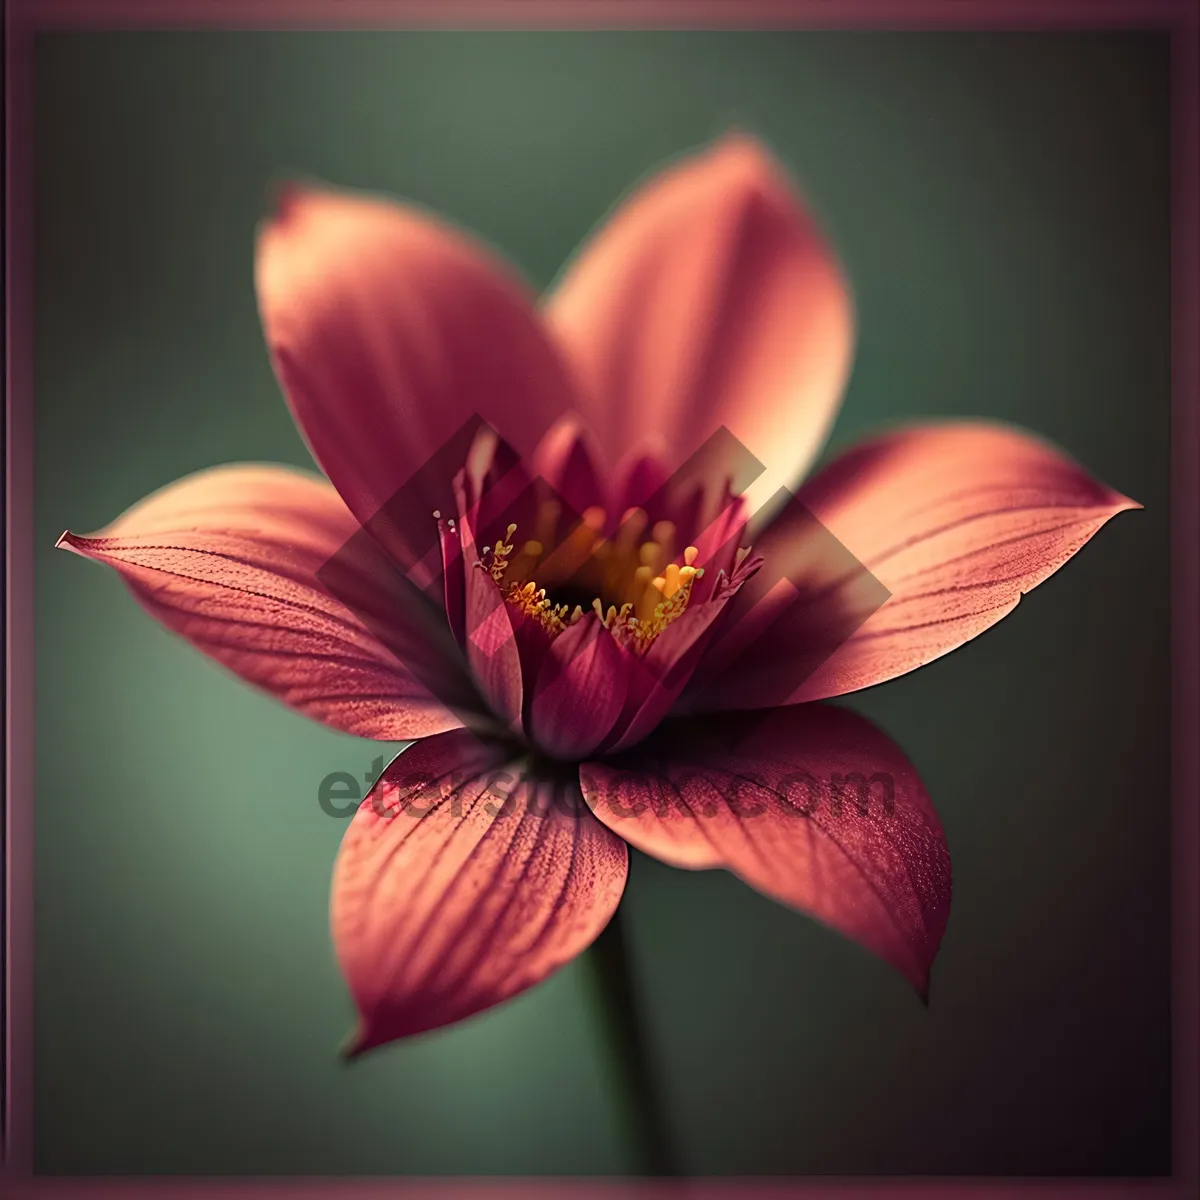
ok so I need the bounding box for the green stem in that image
[584,901,678,1177]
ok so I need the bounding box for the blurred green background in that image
[33,31,1169,1175]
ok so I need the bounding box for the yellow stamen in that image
[463,503,715,649]
[651,520,676,569]
[486,522,518,583]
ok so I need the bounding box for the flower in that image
[59,135,1137,1055]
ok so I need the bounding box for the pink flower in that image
[59,136,1137,1054]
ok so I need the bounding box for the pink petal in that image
[256,184,579,532]
[332,730,628,1051]
[531,414,609,519]
[697,422,1139,708]
[544,134,852,506]
[604,577,748,754]
[679,488,889,714]
[58,464,474,740]
[613,447,668,517]
[529,616,628,759]
[457,507,524,734]
[580,704,951,996]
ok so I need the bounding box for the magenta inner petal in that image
[529,616,631,759]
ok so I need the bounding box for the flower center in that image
[479,506,705,652]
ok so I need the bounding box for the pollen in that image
[486,524,518,583]
[468,507,707,651]
[506,579,573,634]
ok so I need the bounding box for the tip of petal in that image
[265,179,310,227]
[338,1015,421,1060]
[711,127,769,163]
[1093,488,1143,523]
[338,1022,372,1062]
[258,180,340,248]
[704,130,791,196]
[269,180,296,220]
[55,530,87,555]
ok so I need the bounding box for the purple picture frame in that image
[5,0,1197,1193]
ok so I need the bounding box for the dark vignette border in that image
[4,2,1196,1196]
